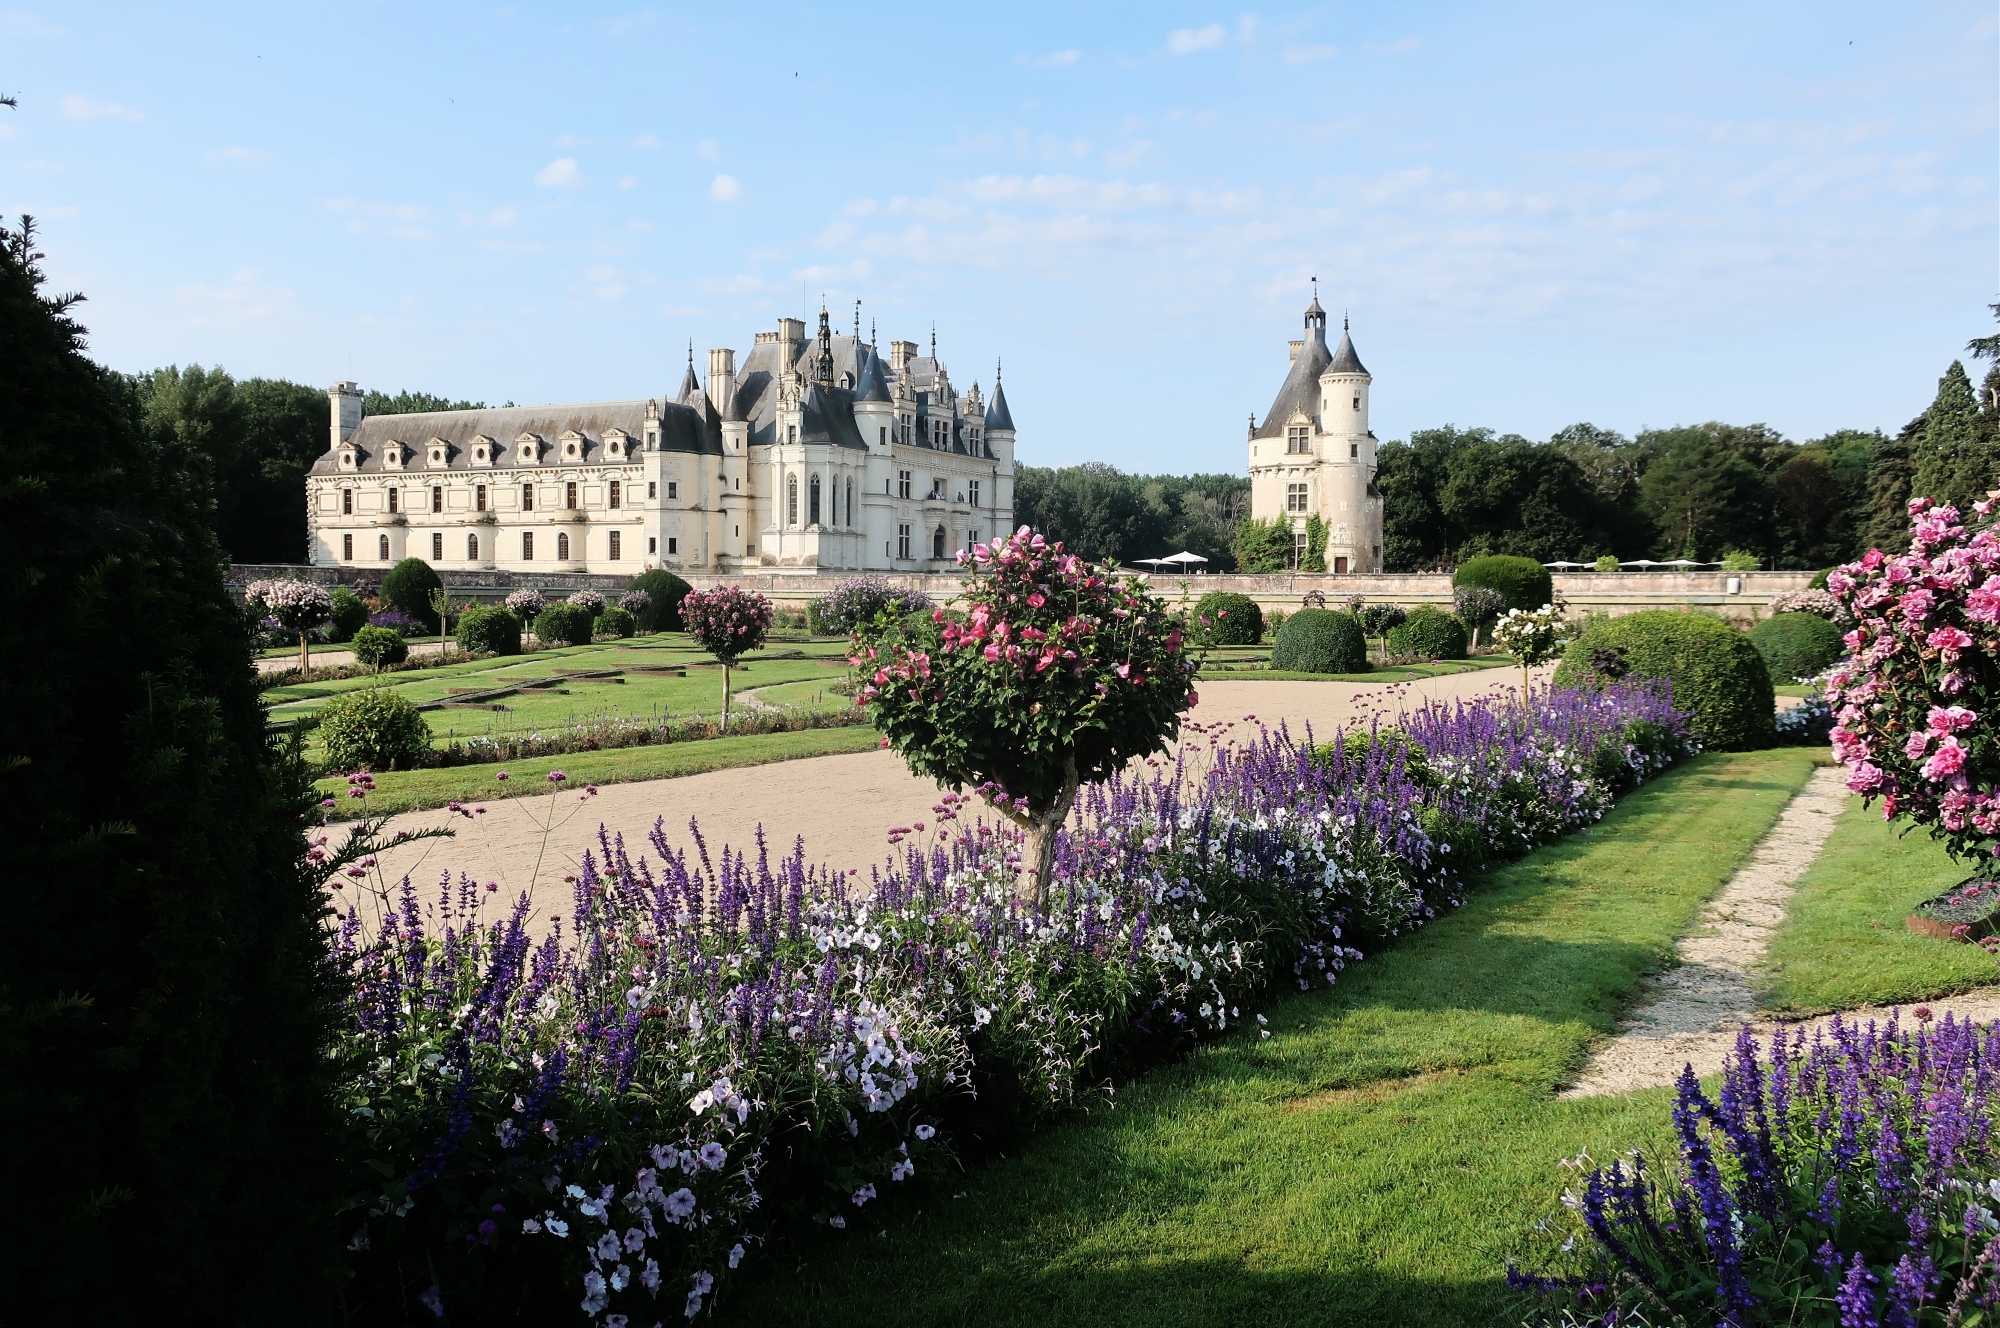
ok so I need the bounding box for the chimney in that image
[890,339,917,374]
[707,348,735,416]
[775,317,805,358]
[1288,339,1303,366]
[330,381,363,448]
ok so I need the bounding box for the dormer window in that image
[339,446,358,470]
[560,430,585,460]
[470,436,493,467]
[604,430,629,460]
[1287,425,1310,454]
[516,433,542,465]
[427,438,451,468]
[383,442,407,471]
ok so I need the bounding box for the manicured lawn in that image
[1760,796,1998,1014]
[1197,656,1518,684]
[717,748,1819,1328]
[313,724,884,817]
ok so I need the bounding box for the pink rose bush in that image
[680,585,774,730]
[1825,497,2000,861]
[245,576,334,674]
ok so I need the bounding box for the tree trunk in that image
[298,628,310,677]
[721,662,732,732]
[1018,755,1081,909]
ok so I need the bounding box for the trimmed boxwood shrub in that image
[454,605,521,656]
[534,602,594,647]
[1453,555,1553,612]
[316,687,432,772]
[1194,591,1263,646]
[381,557,444,632]
[623,569,692,632]
[1270,608,1368,674]
[1749,611,1844,682]
[1553,610,1774,750]
[1387,604,1470,660]
[596,605,636,639]
[329,585,370,642]
[350,625,407,669]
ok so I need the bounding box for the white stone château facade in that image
[306,309,1016,575]
[1246,296,1382,572]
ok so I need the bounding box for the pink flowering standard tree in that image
[854,526,1198,905]
[1825,496,2000,866]
[680,585,773,731]
[246,577,334,675]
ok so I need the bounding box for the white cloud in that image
[634,132,663,149]
[840,198,878,217]
[708,173,741,202]
[535,158,585,187]
[1018,49,1081,68]
[696,139,721,161]
[618,174,639,190]
[1167,25,1225,55]
[1237,15,1258,43]
[207,146,272,163]
[1283,44,1338,64]
[2,12,64,37]
[61,94,143,122]
[0,124,18,140]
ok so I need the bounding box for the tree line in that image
[1020,316,2000,573]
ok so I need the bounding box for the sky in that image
[3,1,1996,471]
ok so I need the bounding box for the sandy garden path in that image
[1561,766,2000,1098]
[259,639,453,674]
[348,667,1541,929]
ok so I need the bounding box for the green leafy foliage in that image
[350,625,408,669]
[621,569,691,632]
[453,605,521,656]
[1231,515,1294,572]
[361,388,485,416]
[533,602,594,647]
[0,215,342,1316]
[1193,591,1262,646]
[1452,555,1552,611]
[1388,605,1470,659]
[1748,611,1845,683]
[315,687,433,772]
[381,557,443,632]
[1013,463,1248,568]
[1554,610,1775,750]
[1301,513,1328,572]
[328,585,369,641]
[1269,608,1367,673]
[596,604,636,638]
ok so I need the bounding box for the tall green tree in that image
[1911,361,1988,511]
[362,387,485,416]
[1862,416,1922,554]
[1636,436,1772,559]
[0,218,341,1319]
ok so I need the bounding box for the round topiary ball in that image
[596,605,636,639]
[1553,610,1774,750]
[1453,555,1553,612]
[315,687,433,773]
[454,605,521,656]
[1194,591,1263,647]
[1270,608,1368,674]
[350,625,408,669]
[1387,604,1470,660]
[533,602,594,648]
[622,569,692,632]
[328,586,370,643]
[381,557,445,632]
[1749,611,1845,683]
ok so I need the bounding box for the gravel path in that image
[258,639,453,674]
[1564,765,1859,1097]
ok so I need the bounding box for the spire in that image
[870,317,877,348]
[677,340,700,401]
[1304,277,1327,334]
[856,350,892,403]
[1327,319,1369,376]
[930,323,937,360]
[853,299,861,341]
[984,358,1014,432]
[813,303,835,388]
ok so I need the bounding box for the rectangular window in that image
[342,532,353,560]
[648,481,657,498]
[648,536,657,554]
[431,485,443,513]
[609,480,621,509]
[476,484,487,512]
[1293,531,1307,567]
[968,479,980,507]
[1350,443,1359,459]
[387,487,399,513]
[667,537,677,555]
[432,531,443,560]
[968,528,980,550]
[608,530,622,560]
[788,424,797,444]
[1287,425,1310,454]
[897,523,911,560]
[1286,483,1309,514]
[523,531,534,560]
[897,470,911,499]
[666,481,678,500]
[879,427,887,446]
[522,483,534,512]
[930,478,944,499]
[342,488,353,515]
[565,481,577,510]
[1352,396,1361,410]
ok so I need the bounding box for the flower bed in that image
[331,681,1694,1320]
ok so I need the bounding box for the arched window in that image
[809,475,821,526]
[786,475,799,526]
[378,534,390,562]
[467,533,479,561]
[557,531,570,561]
[932,525,946,560]
[845,478,854,527]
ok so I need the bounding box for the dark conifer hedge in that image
[0,218,340,1321]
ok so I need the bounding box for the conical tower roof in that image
[1326,328,1368,376]
[984,362,1015,431]
[856,350,892,403]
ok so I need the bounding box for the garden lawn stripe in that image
[719,748,1817,1328]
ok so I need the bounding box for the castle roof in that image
[855,351,892,403]
[308,398,717,475]
[1253,322,1331,439]
[1327,329,1368,376]
[985,375,1015,432]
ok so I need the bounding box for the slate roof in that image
[985,377,1015,432]
[1327,330,1368,376]
[309,399,715,475]
[1253,323,1332,440]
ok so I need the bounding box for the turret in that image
[330,380,363,449]
[854,349,895,453]
[983,360,1016,465]
[1318,313,1371,443]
